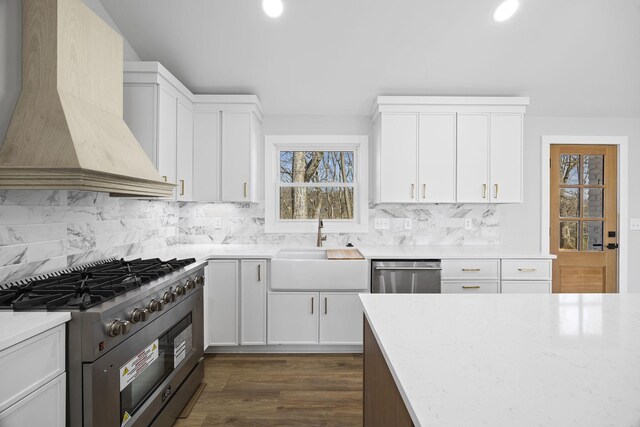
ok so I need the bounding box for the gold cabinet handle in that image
[518,268,537,272]
[324,297,328,315]
[411,184,415,199]
[494,184,499,199]
[482,184,487,199]
[162,176,167,182]
[180,179,185,196]
[462,285,481,289]
[422,184,426,199]
[311,297,314,315]
[462,268,481,272]
[257,264,261,282]
[244,182,248,198]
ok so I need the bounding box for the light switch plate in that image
[630,218,640,231]
[464,218,473,230]
[404,218,412,230]
[213,217,222,229]
[374,218,390,230]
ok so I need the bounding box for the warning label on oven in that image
[120,339,159,391]
[174,324,192,368]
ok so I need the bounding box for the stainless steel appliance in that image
[371,260,442,293]
[0,257,206,427]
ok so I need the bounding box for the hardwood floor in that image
[174,354,363,426]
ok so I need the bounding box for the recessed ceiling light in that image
[262,0,284,18]
[493,0,519,22]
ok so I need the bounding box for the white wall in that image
[501,116,640,292]
[0,0,140,142]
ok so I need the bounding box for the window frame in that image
[265,135,369,233]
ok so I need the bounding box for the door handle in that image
[324,297,328,315]
[162,176,167,182]
[462,268,481,272]
[518,268,537,272]
[422,184,426,199]
[180,180,185,196]
[244,182,248,198]
[411,184,415,199]
[607,243,619,250]
[257,264,261,282]
[462,285,481,289]
[482,184,487,199]
[311,297,314,314]
[494,184,499,199]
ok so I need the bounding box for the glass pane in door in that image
[582,221,604,252]
[560,221,579,250]
[582,155,604,185]
[560,188,579,217]
[582,188,604,218]
[560,154,580,184]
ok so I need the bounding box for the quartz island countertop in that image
[360,293,640,426]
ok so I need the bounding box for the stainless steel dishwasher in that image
[371,260,441,293]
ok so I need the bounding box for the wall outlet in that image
[404,218,412,230]
[213,217,222,229]
[374,218,390,230]
[464,218,473,230]
[631,218,640,231]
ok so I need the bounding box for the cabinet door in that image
[490,114,523,203]
[123,84,157,165]
[221,112,252,202]
[379,113,419,203]
[319,293,363,345]
[176,100,194,201]
[418,113,456,203]
[207,260,239,346]
[0,374,65,426]
[267,293,318,345]
[240,260,267,345]
[456,114,490,203]
[193,111,221,201]
[158,87,178,199]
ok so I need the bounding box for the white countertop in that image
[127,244,553,261]
[360,294,640,426]
[0,311,71,352]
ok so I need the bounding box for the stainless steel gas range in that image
[0,257,206,427]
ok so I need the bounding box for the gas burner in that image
[0,257,196,311]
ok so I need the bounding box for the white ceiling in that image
[100,0,640,117]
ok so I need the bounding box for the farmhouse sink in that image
[271,249,368,291]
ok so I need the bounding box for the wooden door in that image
[490,114,523,202]
[379,113,419,203]
[550,145,618,293]
[456,114,490,203]
[240,260,267,345]
[418,113,456,203]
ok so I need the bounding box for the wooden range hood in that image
[0,0,174,197]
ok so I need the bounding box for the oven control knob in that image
[195,275,204,286]
[186,279,196,290]
[130,308,150,323]
[163,290,177,304]
[176,284,187,296]
[107,319,132,337]
[148,299,164,313]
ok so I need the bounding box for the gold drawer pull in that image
[462,268,481,272]
[462,285,481,289]
[162,176,167,182]
[180,179,185,196]
[482,184,487,199]
[518,268,537,272]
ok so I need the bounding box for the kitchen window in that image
[265,136,369,233]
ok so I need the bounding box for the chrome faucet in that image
[317,217,327,247]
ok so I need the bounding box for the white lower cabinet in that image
[441,281,500,294]
[500,259,553,293]
[241,260,267,345]
[0,373,65,427]
[319,293,363,345]
[268,292,319,345]
[207,260,240,346]
[501,281,551,294]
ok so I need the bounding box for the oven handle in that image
[374,266,442,271]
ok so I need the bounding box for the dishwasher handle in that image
[374,266,442,271]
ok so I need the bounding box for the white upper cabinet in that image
[124,62,194,201]
[372,96,528,204]
[419,113,457,203]
[456,114,490,203]
[193,96,263,203]
[489,114,523,203]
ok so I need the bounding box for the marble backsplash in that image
[0,190,178,284]
[179,203,500,247]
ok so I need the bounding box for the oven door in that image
[83,290,203,427]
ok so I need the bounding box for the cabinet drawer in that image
[0,373,65,426]
[441,260,499,280]
[0,325,65,412]
[441,282,499,294]
[501,260,552,280]
[501,281,551,294]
